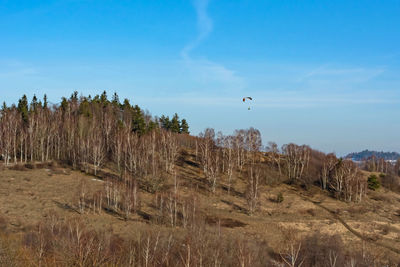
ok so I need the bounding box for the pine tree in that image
[43,94,48,109]
[122,99,131,110]
[368,174,380,191]
[146,121,158,132]
[79,98,92,117]
[180,119,189,134]
[61,97,68,112]
[70,91,78,101]
[170,113,180,133]
[30,95,38,112]
[111,92,120,107]
[159,115,170,130]
[132,105,146,135]
[17,95,29,123]
[100,90,108,105]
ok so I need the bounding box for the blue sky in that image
[1,0,400,155]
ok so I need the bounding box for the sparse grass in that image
[0,155,400,264]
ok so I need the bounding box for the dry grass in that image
[0,158,400,263]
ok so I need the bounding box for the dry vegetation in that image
[0,155,399,266]
[1,92,400,266]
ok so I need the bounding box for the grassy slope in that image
[0,151,400,260]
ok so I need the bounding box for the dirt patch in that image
[205,215,247,228]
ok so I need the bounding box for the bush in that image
[24,163,36,169]
[368,174,380,191]
[0,215,7,231]
[380,173,400,192]
[9,164,26,171]
[276,192,284,203]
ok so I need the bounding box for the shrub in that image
[0,215,7,231]
[276,192,284,203]
[380,173,400,192]
[368,175,380,191]
[10,164,27,171]
[24,163,36,169]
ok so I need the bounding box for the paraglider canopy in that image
[242,97,253,110]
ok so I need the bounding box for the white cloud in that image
[181,0,245,91]
[300,65,385,84]
[183,58,245,90]
[137,89,400,109]
[0,60,38,78]
[181,0,213,58]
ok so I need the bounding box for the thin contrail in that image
[181,0,213,59]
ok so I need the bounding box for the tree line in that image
[194,128,369,210]
[1,212,395,267]
[1,91,400,266]
[0,91,189,168]
[1,91,399,214]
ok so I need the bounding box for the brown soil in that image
[0,156,400,260]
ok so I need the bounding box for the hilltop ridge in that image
[345,150,400,161]
[0,91,400,266]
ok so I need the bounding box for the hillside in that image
[0,151,400,266]
[346,150,400,161]
[1,93,400,266]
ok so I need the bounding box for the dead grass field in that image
[0,158,400,261]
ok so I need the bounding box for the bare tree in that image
[267,141,282,177]
[234,130,246,171]
[121,175,139,220]
[90,122,106,176]
[329,159,366,202]
[245,127,262,164]
[246,165,261,215]
[199,128,222,192]
[0,108,13,165]
[207,148,220,193]
[282,144,311,183]
[158,130,179,174]
[321,153,336,190]
[199,128,215,175]
[77,179,88,214]
[280,242,304,267]
[224,135,236,194]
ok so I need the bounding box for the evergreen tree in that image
[159,115,170,130]
[100,90,108,105]
[79,98,92,117]
[180,119,189,134]
[93,94,101,103]
[368,174,381,191]
[147,121,158,132]
[170,113,180,133]
[30,95,38,112]
[17,95,29,123]
[122,99,131,110]
[70,91,78,101]
[43,94,48,109]
[132,105,146,135]
[61,97,69,112]
[111,92,120,107]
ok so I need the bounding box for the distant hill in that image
[345,150,400,161]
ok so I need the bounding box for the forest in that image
[346,150,400,162]
[0,92,400,266]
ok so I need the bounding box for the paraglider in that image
[242,97,253,110]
